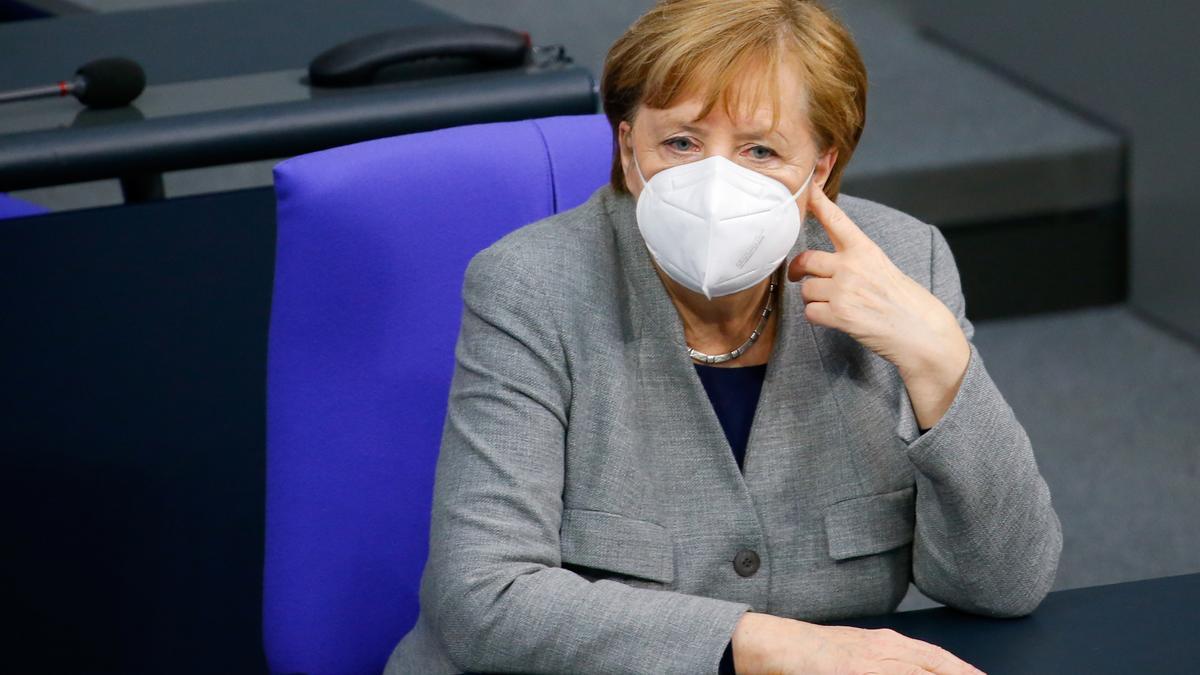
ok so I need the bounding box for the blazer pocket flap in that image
[560,508,674,584]
[823,486,915,560]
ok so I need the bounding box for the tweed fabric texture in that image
[384,185,1062,674]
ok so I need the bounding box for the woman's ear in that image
[618,120,640,195]
[618,120,633,168]
[816,147,839,188]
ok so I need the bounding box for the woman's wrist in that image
[730,611,778,674]
[898,330,970,431]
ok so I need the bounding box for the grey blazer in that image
[384,184,1062,674]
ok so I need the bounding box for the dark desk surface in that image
[840,573,1200,674]
[0,0,596,192]
[460,574,1200,675]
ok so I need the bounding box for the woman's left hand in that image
[788,186,971,430]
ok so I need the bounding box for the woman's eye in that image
[665,137,695,152]
[748,145,777,160]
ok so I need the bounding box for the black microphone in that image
[0,57,146,109]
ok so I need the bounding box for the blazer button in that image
[733,549,760,577]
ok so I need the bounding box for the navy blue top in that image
[694,362,768,472]
[694,361,768,674]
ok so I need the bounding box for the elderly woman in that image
[385,1,1062,673]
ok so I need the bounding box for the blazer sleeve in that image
[419,246,751,674]
[895,224,1064,617]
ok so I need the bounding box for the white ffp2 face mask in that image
[633,151,816,300]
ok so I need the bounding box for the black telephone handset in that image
[308,24,532,88]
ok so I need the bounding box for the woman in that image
[385,1,1062,673]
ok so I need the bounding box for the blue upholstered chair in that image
[0,194,48,220]
[264,113,613,675]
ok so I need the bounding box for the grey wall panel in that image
[881,0,1200,342]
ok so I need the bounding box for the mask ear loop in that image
[786,158,819,202]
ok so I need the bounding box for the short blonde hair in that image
[601,0,867,200]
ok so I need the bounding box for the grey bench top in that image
[831,0,1123,225]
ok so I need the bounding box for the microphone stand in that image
[0,76,84,104]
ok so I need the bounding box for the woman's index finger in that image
[808,185,868,251]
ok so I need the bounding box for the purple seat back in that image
[265,114,613,675]
[0,194,49,220]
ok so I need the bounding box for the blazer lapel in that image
[604,189,744,487]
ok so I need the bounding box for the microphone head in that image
[74,57,146,108]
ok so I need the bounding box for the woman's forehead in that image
[640,57,812,142]
[640,95,812,144]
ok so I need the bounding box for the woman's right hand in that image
[730,612,985,675]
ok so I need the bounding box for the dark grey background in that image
[881,0,1200,345]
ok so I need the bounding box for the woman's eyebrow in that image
[734,127,790,144]
[663,122,704,135]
